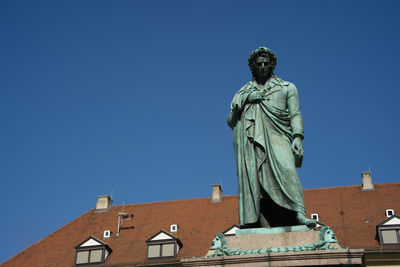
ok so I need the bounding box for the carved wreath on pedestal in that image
[208,226,339,257]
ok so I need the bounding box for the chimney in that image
[211,184,223,203]
[95,195,112,212]
[361,171,375,191]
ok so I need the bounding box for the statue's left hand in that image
[292,137,303,156]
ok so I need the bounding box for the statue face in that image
[210,235,221,249]
[254,56,272,78]
[324,229,338,242]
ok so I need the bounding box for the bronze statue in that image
[228,47,316,228]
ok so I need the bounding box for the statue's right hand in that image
[248,91,264,103]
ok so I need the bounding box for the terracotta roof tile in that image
[2,183,400,266]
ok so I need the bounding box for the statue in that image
[228,47,316,228]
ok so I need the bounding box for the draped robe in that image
[228,76,306,226]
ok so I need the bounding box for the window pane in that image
[89,249,103,263]
[148,245,160,258]
[162,243,175,257]
[382,230,398,244]
[76,251,89,264]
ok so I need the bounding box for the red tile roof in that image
[2,182,400,266]
[304,182,400,250]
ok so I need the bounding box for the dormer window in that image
[146,230,181,260]
[74,236,111,266]
[377,214,400,246]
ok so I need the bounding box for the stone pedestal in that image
[182,249,364,266]
[181,226,364,266]
[226,225,342,251]
[230,225,341,250]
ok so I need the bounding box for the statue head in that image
[210,233,227,250]
[248,47,277,80]
[319,226,338,243]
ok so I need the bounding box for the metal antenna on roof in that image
[110,189,114,201]
[116,201,132,237]
[220,178,223,189]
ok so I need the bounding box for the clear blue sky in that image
[1,0,399,263]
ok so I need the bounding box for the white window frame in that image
[170,224,178,232]
[103,230,111,238]
[386,209,395,217]
[311,213,319,221]
[146,242,178,259]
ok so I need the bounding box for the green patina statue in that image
[228,47,316,228]
[207,226,339,257]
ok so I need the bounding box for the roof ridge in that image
[108,182,400,208]
[110,194,238,208]
[304,181,400,191]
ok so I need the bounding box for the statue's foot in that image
[297,213,317,228]
[240,222,258,229]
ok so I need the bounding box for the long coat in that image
[228,76,306,226]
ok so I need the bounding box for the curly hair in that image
[318,226,333,241]
[216,233,227,249]
[248,47,277,78]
